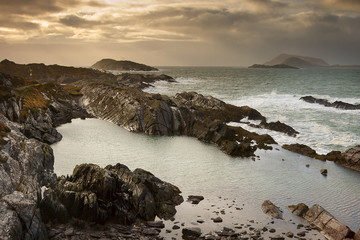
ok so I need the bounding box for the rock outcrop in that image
[283,143,360,173]
[40,163,183,225]
[290,203,356,240]
[91,59,158,71]
[301,96,360,110]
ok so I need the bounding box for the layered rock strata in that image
[289,203,357,240]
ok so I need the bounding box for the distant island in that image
[248,64,299,69]
[91,58,158,71]
[264,53,329,68]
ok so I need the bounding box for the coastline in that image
[0,61,359,239]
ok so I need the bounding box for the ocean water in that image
[145,67,360,154]
[52,67,360,236]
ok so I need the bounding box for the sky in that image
[0,0,360,66]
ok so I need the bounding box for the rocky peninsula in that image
[1,59,359,239]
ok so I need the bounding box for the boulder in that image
[261,200,283,219]
[182,227,202,240]
[287,203,309,217]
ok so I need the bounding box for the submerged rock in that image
[261,200,283,219]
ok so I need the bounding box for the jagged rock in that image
[182,227,202,240]
[301,96,360,110]
[187,195,204,204]
[3,191,48,240]
[42,163,183,225]
[0,201,23,240]
[261,200,283,219]
[287,203,309,217]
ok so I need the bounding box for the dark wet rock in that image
[269,228,276,233]
[297,231,306,237]
[285,232,294,238]
[320,169,328,176]
[197,219,204,224]
[260,120,299,137]
[290,203,355,240]
[287,203,309,217]
[301,96,360,110]
[172,225,180,230]
[306,164,310,167]
[182,227,202,239]
[41,163,183,224]
[187,195,204,204]
[261,200,283,219]
[212,217,223,223]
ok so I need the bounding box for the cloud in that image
[59,15,101,28]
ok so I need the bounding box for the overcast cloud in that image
[0,0,359,66]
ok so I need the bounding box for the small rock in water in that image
[172,225,180,230]
[187,195,204,204]
[269,228,276,233]
[285,232,294,238]
[306,164,310,168]
[297,231,306,237]
[212,217,223,223]
[320,169,328,176]
[197,219,204,224]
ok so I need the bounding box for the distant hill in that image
[248,64,298,69]
[264,54,329,68]
[91,59,158,71]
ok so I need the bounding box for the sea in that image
[52,67,360,236]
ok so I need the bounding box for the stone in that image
[287,203,309,217]
[270,235,284,240]
[261,200,283,219]
[354,229,360,240]
[187,195,204,204]
[182,227,202,240]
[320,169,328,176]
[212,217,223,223]
[172,225,180,230]
[269,229,276,233]
[285,232,294,238]
[297,231,306,237]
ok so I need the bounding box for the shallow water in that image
[52,118,360,232]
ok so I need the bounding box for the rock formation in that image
[40,163,183,225]
[91,59,158,71]
[301,96,360,110]
[289,203,357,240]
[283,143,360,173]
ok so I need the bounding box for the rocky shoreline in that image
[1,60,360,239]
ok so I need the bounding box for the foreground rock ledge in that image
[41,163,184,225]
